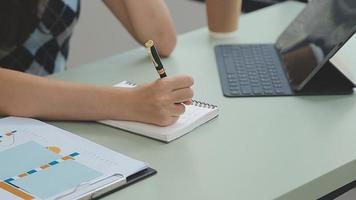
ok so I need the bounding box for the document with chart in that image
[0,117,155,200]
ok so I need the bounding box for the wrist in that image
[105,86,137,121]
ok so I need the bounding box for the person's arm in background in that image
[0,68,193,126]
[103,0,176,57]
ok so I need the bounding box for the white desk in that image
[51,2,356,199]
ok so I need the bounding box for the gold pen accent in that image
[144,40,154,48]
[158,69,165,75]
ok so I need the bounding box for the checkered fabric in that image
[0,0,80,76]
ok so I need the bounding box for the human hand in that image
[125,75,194,126]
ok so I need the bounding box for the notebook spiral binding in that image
[124,81,137,87]
[121,81,217,109]
[192,100,218,109]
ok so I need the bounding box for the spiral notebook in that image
[99,81,219,142]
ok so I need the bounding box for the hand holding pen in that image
[129,75,193,126]
[145,40,193,105]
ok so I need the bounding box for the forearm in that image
[104,0,177,56]
[103,0,136,37]
[0,68,131,121]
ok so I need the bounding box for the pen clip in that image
[145,41,159,68]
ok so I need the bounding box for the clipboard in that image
[51,168,157,200]
[89,168,157,200]
[0,117,156,200]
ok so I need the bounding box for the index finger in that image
[164,75,194,90]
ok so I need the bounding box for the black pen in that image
[145,40,167,78]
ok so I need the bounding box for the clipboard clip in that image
[54,173,126,200]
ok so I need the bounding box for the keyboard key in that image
[230,90,240,95]
[264,90,274,95]
[263,85,272,90]
[224,59,236,73]
[275,89,285,94]
[241,86,252,95]
[262,82,272,86]
[228,77,238,82]
[252,87,263,95]
[229,82,239,87]
[227,74,237,79]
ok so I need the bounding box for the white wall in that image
[68,0,207,68]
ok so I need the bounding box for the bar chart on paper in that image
[0,129,103,200]
[0,141,101,200]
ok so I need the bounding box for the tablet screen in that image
[276,0,356,90]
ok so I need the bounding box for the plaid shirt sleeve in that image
[0,0,80,76]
